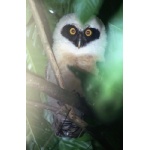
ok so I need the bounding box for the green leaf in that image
[26,105,59,150]
[26,117,41,150]
[26,23,47,77]
[101,6,123,101]
[26,0,32,25]
[73,0,103,23]
[58,134,93,150]
[72,7,123,123]
[43,0,74,19]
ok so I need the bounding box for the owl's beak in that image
[78,34,81,49]
[78,39,81,49]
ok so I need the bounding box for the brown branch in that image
[26,71,88,128]
[65,104,88,128]
[26,100,61,113]
[26,99,88,129]
[26,71,81,107]
[28,0,64,88]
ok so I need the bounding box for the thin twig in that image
[28,0,64,88]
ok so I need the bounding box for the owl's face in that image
[61,24,100,48]
[53,13,107,61]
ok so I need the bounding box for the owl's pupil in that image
[85,29,92,36]
[70,28,76,35]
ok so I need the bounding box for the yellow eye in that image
[85,29,92,36]
[69,28,76,35]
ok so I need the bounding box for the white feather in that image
[53,13,107,60]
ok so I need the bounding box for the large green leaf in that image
[82,7,123,123]
[73,0,103,23]
[26,1,50,74]
[26,23,47,77]
[26,105,59,150]
[69,6,123,123]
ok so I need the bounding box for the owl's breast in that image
[54,51,99,94]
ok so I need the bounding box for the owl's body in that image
[51,13,107,94]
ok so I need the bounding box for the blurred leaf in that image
[73,0,103,23]
[57,133,103,150]
[59,137,92,150]
[44,0,104,24]
[43,0,74,19]
[98,9,123,96]
[26,23,47,77]
[26,117,41,150]
[100,6,123,102]
[26,0,33,25]
[107,4,123,29]
[26,105,59,150]
[70,7,123,123]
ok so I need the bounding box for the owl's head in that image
[53,13,107,61]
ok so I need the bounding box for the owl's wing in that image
[45,62,58,85]
[45,62,85,138]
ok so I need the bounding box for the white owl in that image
[47,13,107,95]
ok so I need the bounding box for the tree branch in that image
[26,99,88,129]
[26,70,88,128]
[26,71,81,107]
[26,100,61,113]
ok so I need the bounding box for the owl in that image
[45,13,107,138]
[47,13,107,95]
